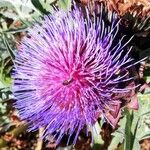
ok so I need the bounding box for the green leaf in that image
[39,0,56,13]
[57,0,72,10]
[31,0,49,14]
[131,94,150,142]
[0,0,39,20]
[108,132,124,150]
[2,33,15,62]
[140,133,150,140]
[93,121,104,145]
[4,26,28,34]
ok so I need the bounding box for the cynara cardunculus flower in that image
[13,4,136,145]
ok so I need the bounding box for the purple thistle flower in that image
[13,5,135,145]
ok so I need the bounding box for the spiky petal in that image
[13,5,134,144]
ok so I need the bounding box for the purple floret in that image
[12,5,135,145]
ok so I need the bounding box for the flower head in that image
[13,4,135,145]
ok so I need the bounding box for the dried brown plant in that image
[77,0,150,16]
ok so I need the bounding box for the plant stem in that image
[124,109,134,150]
[35,127,44,150]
